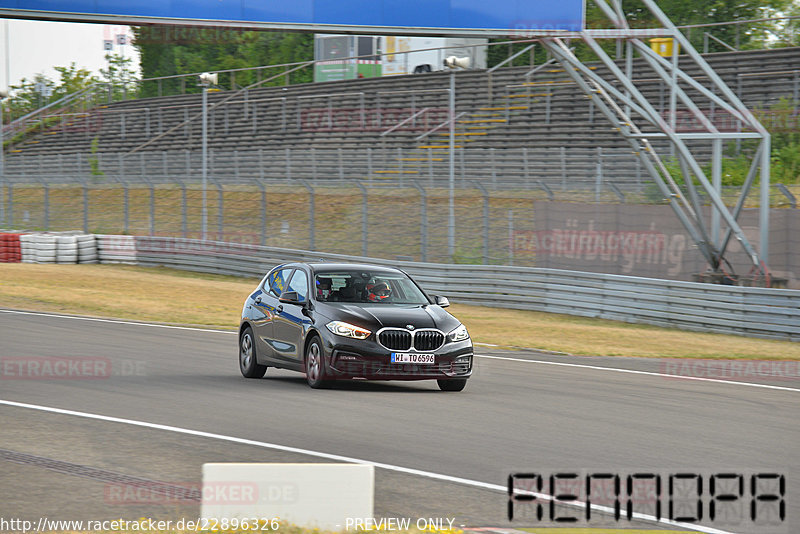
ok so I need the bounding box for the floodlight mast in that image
[443,56,470,261]
[537,0,771,278]
[198,72,218,241]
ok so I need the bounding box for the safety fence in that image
[2,180,797,271]
[0,180,604,267]
[121,235,799,341]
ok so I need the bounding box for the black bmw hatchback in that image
[239,262,473,391]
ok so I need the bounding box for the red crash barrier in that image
[0,233,22,263]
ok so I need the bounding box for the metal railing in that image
[703,32,737,53]
[1,37,540,152]
[4,83,112,144]
[1,146,650,190]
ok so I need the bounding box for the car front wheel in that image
[305,335,332,389]
[240,326,267,378]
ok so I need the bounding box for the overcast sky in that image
[1,19,140,90]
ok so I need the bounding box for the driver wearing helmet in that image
[316,277,332,301]
[365,280,391,302]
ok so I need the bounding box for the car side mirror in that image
[279,291,303,305]
[434,295,450,308]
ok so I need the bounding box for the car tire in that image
[240,326,267,378]
[305,335,332,389]
[437,378,467,392]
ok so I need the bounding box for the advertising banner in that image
[522,202,799,286]
[0,0,585,35]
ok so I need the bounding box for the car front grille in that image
[378,329,445,352]
[414,330,445,351]
[379,330,412,351]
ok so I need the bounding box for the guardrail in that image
[97,235,799,342]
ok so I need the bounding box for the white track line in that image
[0,309,234,334]
[478,354,800,393]
[2,308,798,393]
[0,398,734,534]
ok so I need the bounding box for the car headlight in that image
[448,324,470,342]
[326,321,371,340]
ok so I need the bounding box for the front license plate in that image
[391,353,435,364]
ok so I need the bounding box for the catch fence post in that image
[299,180,315,250]
[355,181,368,257]
[259,180,267,247]
[216,180,223,240]
[80,177,89,233]
[508,210,514,266]
[150,182,155,236]
[367,148,373,184]
[411,181,427,262]
[43,181,50,230]
[6,181,12,227]
[473,181,489,265]
[179,179,187,238]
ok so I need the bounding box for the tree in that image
[53,63,98,100]
[5,73,56,120]
[133,26,314,97]
[490,0,794,67]
[591,0,792,52]
[100,53,138,100]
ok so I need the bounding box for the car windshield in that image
[314,270,429,305]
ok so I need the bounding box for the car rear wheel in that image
[305,335,332,389]
[240,327,267,378]
[437,378,467,392]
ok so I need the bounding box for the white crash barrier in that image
[34,234,57,263]
[17,232,100,264]
[201,463,374,530]
[20,234,35,263]
[77,234,98,263]
[56,235,78,264]
[95,234,136,263]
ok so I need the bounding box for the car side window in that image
[286,269,309,302]
[267,268,293,297]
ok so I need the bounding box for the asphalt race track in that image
[0,308,798,533]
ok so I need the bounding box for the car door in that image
[252,267,294,366]
[271,268,309,370]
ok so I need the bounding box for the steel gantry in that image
[536,0,771,277]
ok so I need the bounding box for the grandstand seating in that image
[4,46,800,188]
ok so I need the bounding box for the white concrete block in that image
[201,463,373,530]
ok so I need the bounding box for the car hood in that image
[317,303,459,332]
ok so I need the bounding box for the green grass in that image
[1,263,798,359]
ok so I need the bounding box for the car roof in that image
[305,262,404,275]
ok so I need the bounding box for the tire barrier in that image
[14,232,99,265]
[57,236,78,264]
[20,234,35,263]
[95,235,137,264]
[77,234,99,264]
[0,233,23,263]
[33,235,57,264]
